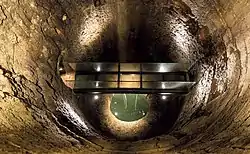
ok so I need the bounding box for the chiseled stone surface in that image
[0,0,250,153]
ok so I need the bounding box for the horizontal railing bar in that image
[69,62,185,64]
[66,80,195,83]
[73,88,190,94]
[75,71,188,75]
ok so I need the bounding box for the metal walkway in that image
[64,62,195,94]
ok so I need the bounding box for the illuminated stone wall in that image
[0,0,250,153]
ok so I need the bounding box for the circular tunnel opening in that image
[3,0,249,153]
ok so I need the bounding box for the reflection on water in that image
[110,94,149,122]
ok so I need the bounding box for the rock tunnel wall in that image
[0,0,250,153]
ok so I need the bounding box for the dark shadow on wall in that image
[145,95,186,138]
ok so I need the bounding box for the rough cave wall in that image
[171,0,250,153]
[0,0,250,153]
[0,0,95,153]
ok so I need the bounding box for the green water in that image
[110,94,149,122]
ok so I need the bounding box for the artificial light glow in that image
[62,14,67,21]
[160,93,172,95]
[96,65,101,72]
[162,83,166,89]
[159,65,166,72]
[168,18,200,64]
[59,67,64,71]
[115,112,118,116]
[162,95,167,100]
[94,95,99,100]
[79,7,112,47]
[96,81,99,87]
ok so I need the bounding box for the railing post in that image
[118,62,121,88]
[140,63,142,88]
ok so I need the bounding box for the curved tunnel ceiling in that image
[0,0,250,153]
